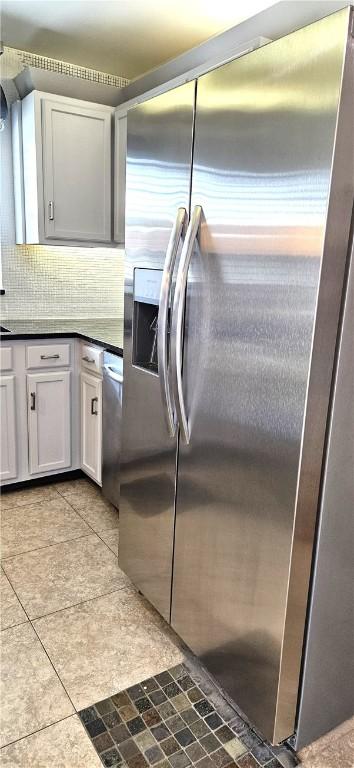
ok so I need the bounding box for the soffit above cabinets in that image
[14,67,123,107]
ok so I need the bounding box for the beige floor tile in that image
[54,478,102,500]
[53,478,99,498]
[0,715,102,767]
[0,570,27,630]
[299,717,354,768]
[34,587,185,711]
[54,477,119,531]
[0,485,59,511]
[67,495,119,533]
[3,534,129,619]
[0,622,74,747]
[99,528,119,557]
[1,496,91,559]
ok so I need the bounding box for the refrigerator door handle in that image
[171,205,202,444]
[158,206,188,437]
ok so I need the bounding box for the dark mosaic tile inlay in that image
[178,675,194,692]
[151,724,171,742]
[128,717,147,736]
[205,714,223,731]
[181,708,200,726]
[97,699,116,716]
[137,697,154,714]
[143,708,163,727]
[86,718,107,738]
[79,664,285,768]
[104,711,122,729]
[158,702,177,720]
[187,687,204,704]
[194,700,214,718]
[150,690,168,706]
[102,747,122,767]
[163,682,182,699]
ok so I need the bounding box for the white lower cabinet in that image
[0,375,17,481]
[81,370,102,484]
[0,339,104,487]
[27,370,71,474]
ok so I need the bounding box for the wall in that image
[0,46,128,321]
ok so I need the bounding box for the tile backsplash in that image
[0,46,127,321]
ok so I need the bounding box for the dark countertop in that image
[0,319,124,356]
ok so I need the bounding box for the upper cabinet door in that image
[42,99,112,242]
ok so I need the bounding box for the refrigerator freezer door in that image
[171,9,352,743]
[119,82,195,621]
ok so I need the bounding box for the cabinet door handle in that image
[30,392,36,411]
[82,355,95,363]
[48,201,54,220]
[91,396,98,415]
[40,354,60,360]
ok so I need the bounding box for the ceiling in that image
[1,0,274,80]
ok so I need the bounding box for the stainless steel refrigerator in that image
[120,7,354,748]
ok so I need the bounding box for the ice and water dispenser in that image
[133,268,164,374]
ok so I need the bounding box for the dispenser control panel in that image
[134,268,162,306]
[133,268,163,374]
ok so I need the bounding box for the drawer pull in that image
[82,355,95,364]
[30,392,36,411]
[40,354,60,360]
[91,396,98,416]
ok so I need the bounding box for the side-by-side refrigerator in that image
[119,8,354,749]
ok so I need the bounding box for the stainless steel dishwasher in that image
[102,351,123,508]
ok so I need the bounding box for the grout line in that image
[61,489,120,557]
[31,619,81,714]
[30,584,130,623]
[2,478,118,560]
[1,490,96,562]
[94,528,119,558]
[1,570,78,714]
[0,714,76,751]
[0,618,28,633]
[59,491,108,533]
[35,583,134,621]
[1,530,96,561]
[3,550,130,624]
[54,477,100,503]
[0,490,62,513]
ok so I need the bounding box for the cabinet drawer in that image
[0,346,13,371]
[26,344,70,369]
[80,344,102,375]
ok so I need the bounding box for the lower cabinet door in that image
[27,371,71,474]
[80,371,102,484]
[0,375,17,481]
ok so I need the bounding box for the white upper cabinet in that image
[14,91,113,246]
[42,99,111,241]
